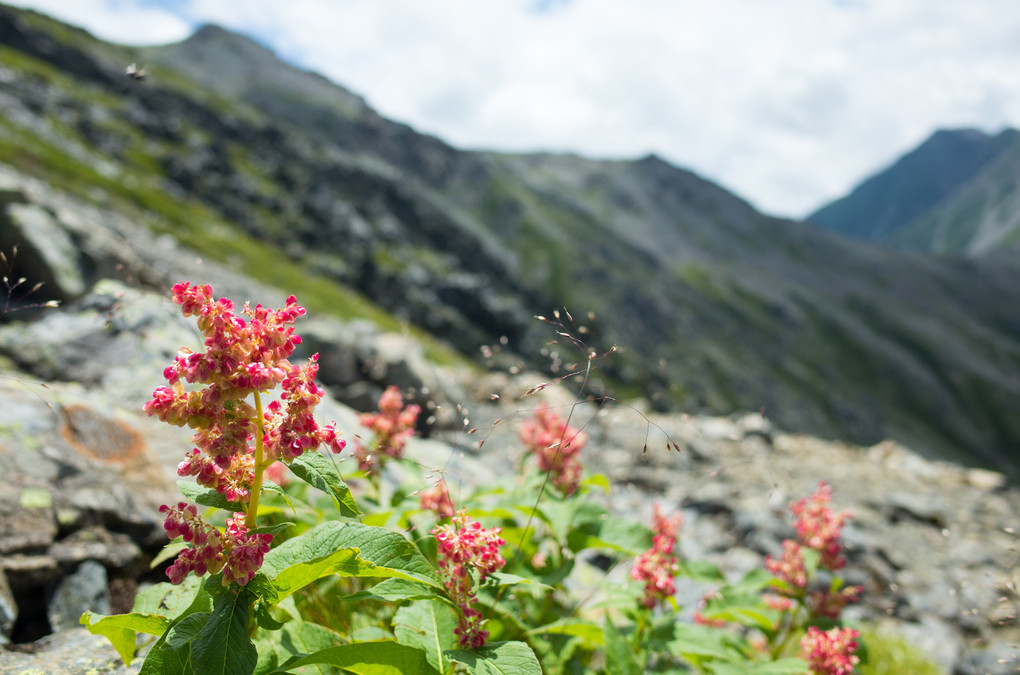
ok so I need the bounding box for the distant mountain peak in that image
[808,126,1020,248]
[153,21,368,118]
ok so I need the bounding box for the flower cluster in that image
[518,402,587,495]
[432,511,507,648]
[790,481,849,570]
[420,479,456,519]
[160,503,273,587]
[146,283,344,585]
[631,505,683,609]
[801,626,860,675]
[764,481,861,617]
[354,385,421,473]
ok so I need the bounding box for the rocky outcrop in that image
[0,281,1017,673]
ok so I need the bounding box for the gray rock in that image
[0,567,16,640]
[47,560,110,632]
[0,627,139,674]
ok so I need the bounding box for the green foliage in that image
[855,626,945,675]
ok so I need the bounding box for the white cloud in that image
[6,0,191,44]
[6,0,1020,217]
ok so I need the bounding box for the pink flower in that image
[148,284,346,586]
[160,504,273,587]
[791,481,850,570]
[354,386,420,472]
[432,511,506,648]
[765,540,808,589]
[630,505,681,608]
[519,403,587,495]
[808,585,863,620]
[801,626,860,675]
[420,480,456,519]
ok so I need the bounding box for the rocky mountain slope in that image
[809,128,1020,255]
[0,268,1017,674]
[2,3,1020,480]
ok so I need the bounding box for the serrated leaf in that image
[343,577,450,605]
[150,541,187,570]
[525,619,603,646]
[484,571,553,590]
[80,611,172,665]
[273,620,345,675]
[594,517,652,555]
[189,586,257,675]
[250,522,294,537]
[677,559,727,583]
[163,612,209,651]
[262,521,441,589]
[139,585,214,675]
[582,473,611,493]
[445,641,543,675]
[668,622,741,660]
[268,547,365,599]
[177,481,244,512]
[289,452,360,517]
[394,600,456,672]
[270,641,439,674]
[603,617,643,675]
[253,600,286,631]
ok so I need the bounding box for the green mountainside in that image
[2,4,1020,477]
[809,127,1020,255]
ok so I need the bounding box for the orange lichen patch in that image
[60,405,144,462]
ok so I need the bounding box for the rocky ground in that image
[0,277,1017,674]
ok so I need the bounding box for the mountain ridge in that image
[809,127,1020,254]
[2,4,1020,477]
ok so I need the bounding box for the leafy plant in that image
[82,283,866,674]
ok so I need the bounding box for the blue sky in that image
[7,0,1020,217]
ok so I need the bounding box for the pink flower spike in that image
[801,626,860,675]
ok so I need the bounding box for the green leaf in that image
[289,451,360,517]
[677,559,727,584]
[394,600,457,672]
[273,621,345,675]
[253,600,286,631]
[250,522,294,537]
[582,473,611,493]
[139,585,215,675]
[710,658,810,675]
[603,617,643,675]
[177,480,243,512]
[483,572,553,590]
[270,641,439,674]
[163,612,209,651]
[445,641,543,675]
[752,658,812,673]
[525,619,603,646]
[261,521,442,590]
[591,517,652,555]
[150,541,187,570]
[189,586,257,675]
[268,547,366,599]
[343,577,451,605]
[132,577,204,617]
[80,611,172,665]
[668,622,742,661]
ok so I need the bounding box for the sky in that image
[8,0,1020,218]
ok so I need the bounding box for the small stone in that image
[47,560,110,632]
[0,566,18,638]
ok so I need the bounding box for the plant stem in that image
[246,390,265,530]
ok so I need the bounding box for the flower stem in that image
[246,390,266,530]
